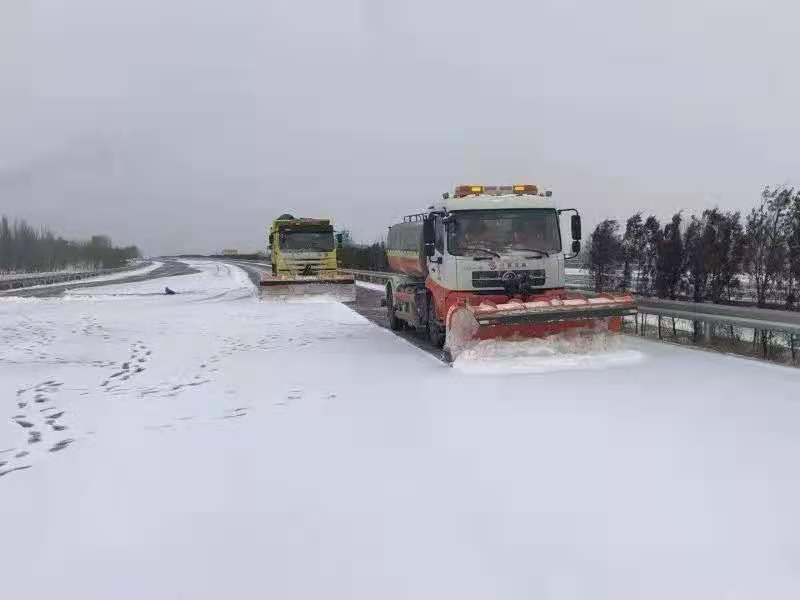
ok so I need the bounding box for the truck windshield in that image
[280,231,335,252]
[447,209,561,256]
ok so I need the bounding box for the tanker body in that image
[386,219,427,277]
[384,184,636,359]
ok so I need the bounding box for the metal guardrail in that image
[340,269,393,285]
[637,298,800,336]
[0,262,150,292]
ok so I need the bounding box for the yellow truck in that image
[260,214,355,300]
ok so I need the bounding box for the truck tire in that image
[386,285,402,330]
[427,296,445,348]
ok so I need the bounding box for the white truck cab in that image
[425,189,578,295]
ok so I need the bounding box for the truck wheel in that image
[386,285,401,330]
[427,297,445,348]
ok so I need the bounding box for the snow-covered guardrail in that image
[0,262,152,291]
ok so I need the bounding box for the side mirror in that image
[336,233,343,249]
[423,218,435,257]
[571,214,582,241]
[571,240,581,255]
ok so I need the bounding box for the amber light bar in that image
[453,184,546,198]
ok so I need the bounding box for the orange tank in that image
[386,220,427,277]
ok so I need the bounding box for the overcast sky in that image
[2,0,799,255]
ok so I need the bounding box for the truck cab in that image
[427,205,568,295]
[268,215,342,277]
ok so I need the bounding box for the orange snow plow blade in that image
[445,294,637,359]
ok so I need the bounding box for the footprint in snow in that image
[222,407,248,419]
[0,465,32,477]
[49,439,74,453]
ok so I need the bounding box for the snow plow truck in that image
[385,185,636,359]
[260,214,355,300]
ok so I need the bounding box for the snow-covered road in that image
[1,260,799,599]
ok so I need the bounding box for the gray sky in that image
[2,0,799,255]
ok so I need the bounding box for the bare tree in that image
[589,219,622,292]
[655,213,684,299]
[744,187,792,307]
[784,192,800,308]
[0,216,12,270]
[683,214,707,302]
[704,209,745,303]
[637,216,661,296]
[621,213,645,292]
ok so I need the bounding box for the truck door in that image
[428,215,445,287]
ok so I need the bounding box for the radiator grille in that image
[472,269,546,289]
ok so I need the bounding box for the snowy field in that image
[2,260,800,599]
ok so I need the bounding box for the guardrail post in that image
[657,315,662,339]
[703,321,712,344]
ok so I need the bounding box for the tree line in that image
[587,186,800,308]
[337,232,389,271]
[0,215,141,273]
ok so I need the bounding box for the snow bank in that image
[2,259,800,599]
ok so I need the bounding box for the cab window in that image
[434,216,444,254]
